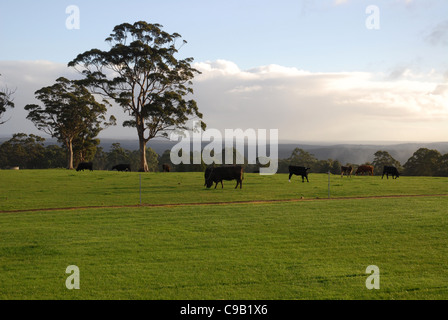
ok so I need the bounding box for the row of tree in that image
[0,21,205,172]
[1,135,448,177]
[278,148,448,177]
[0,134,160,171]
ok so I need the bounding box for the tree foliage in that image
[93,142,159,172]
[25,77,115,169]
[68,21,205,172]
[403,148,442,176]
[372,150,402,175]
[0,133,66,169]
[288,148,317,167]
[0,74,15,125]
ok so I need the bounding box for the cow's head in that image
[204,168,213,187]
[205,177,214,188]
[205,169,216,188]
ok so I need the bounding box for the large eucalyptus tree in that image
[25,77,115,169]
[69,21,205,172]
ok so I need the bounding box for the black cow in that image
[341,165,353,178]
[204,166,214,187]
[76,162,93,171]
[382,166,400,179]
[205,165,244,189]
[288,166,310,183]
[162,164,171,172]
[112,164,131,172]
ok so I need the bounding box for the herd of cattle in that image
[75,161,400,189]
[200,165,400,189]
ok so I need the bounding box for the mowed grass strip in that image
[1,169,448,211]
[0,196,446,300]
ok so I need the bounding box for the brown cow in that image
[162,164,171,172]
[355,165,374,176]
[341,165,353,178]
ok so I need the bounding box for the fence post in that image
[328,171,331,199]
[139,174,142,205]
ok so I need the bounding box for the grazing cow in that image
[341,165,353,178]
[112,164,131,172]
[76,162,93,171]
[204,166,214,187]
[288,166,310,183]
[205,165,244,189]
[355,165,374,176]
[382,166,400,179]
[162,164,171,172]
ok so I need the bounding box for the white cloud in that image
[192,60,448,142]
[334,0,348,6]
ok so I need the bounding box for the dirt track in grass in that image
[2,193,448,214]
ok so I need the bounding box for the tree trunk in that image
[67,139,74,170]
[139,136,149,172]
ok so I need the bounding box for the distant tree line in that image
[275,147,448,177]
[2,136,448,177]
[0,134,158,172]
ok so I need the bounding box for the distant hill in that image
[92,139,448,165]
[276,142,448,164]
[2,136,447,165]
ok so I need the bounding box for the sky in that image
[0,0,447,143]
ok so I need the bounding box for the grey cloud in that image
[425,20,448,46]
[0,61,128,139]
[432,84,448,95]
[1,60,448,142]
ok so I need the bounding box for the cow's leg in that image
[221,181,224,189]
[235,180,240,189]
[288,173,293,182]
[236,179,242,189]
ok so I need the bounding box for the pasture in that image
[0,170,447,299]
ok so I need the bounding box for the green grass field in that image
[0,170,447,299]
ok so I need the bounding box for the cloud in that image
[0,60,124,139]
[1,60,447,142]
[193,60,448,142]
[334,0,415,6]
[425,20,448,46]
[334,0,348,6]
